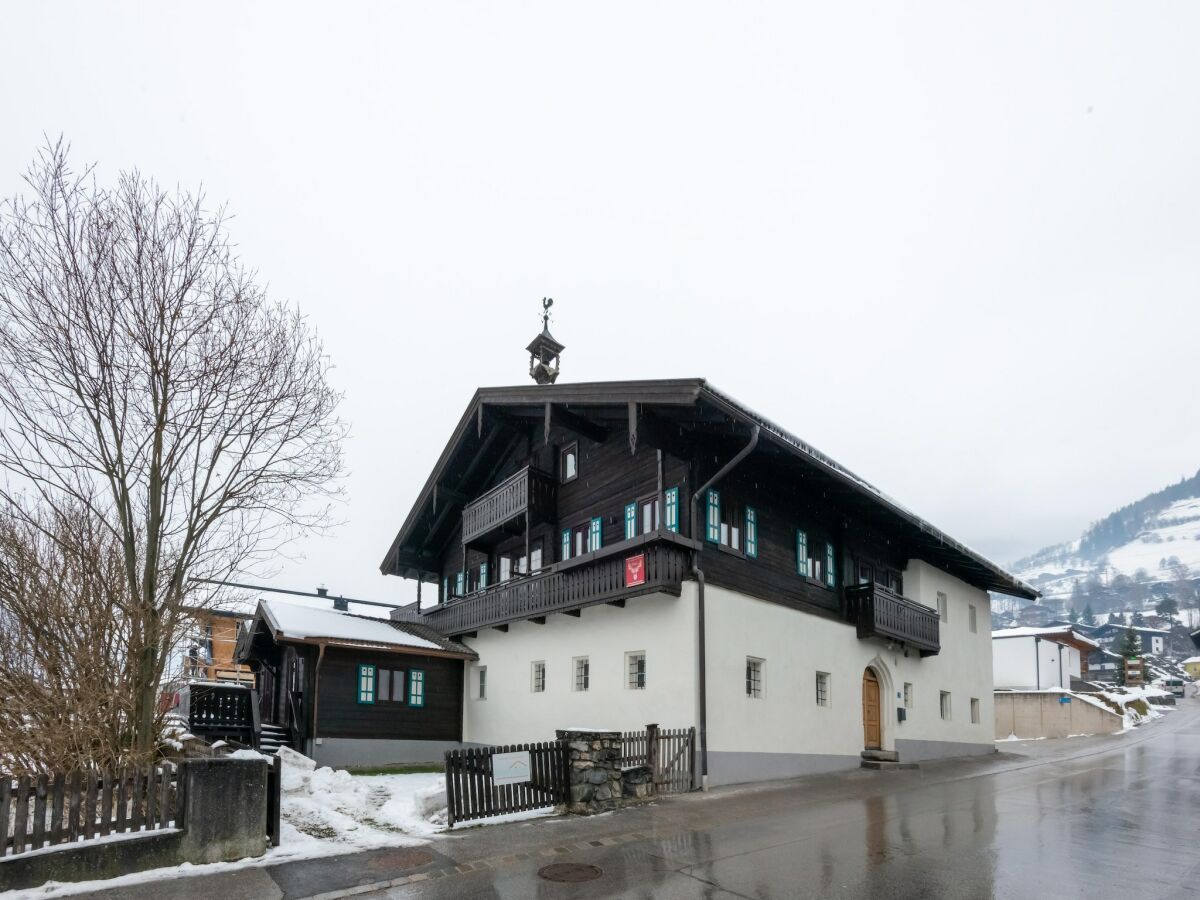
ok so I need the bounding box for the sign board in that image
[1058,696,1071,704]
[625,553,646,587]
[492,750,532,786]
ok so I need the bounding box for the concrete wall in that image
[993,637,1079,690]
[994,691,1124,740]
[311,737,469,768]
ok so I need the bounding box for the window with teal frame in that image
[408,669,425,707]
[479,562,488,590]
[589,517,603,551]
[624,503,637,540]
[824,543,836,588]
[455,572,464,596]
[357,664,376,704]
[561,528,571,561]
[745,507,758,558]
[665,487,679,532]
[442,578,447,601]
[796,530,809,576]
[705,489,721,543]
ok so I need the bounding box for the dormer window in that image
[561,443,578,483]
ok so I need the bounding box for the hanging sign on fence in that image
[625,553,646,587]
[492,750,533,785]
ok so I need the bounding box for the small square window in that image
[746,657,763,699]
[969,604,977,634]
[971,697,981,724]
[477,666,487,700]
[574,656,590,692]
[815,671,830,707]
[940,691,951,721]
[937,592,948,623]
[626,652,646,690]
[531,661,546,693]
[561,443,578,483]
[903,682,913,708]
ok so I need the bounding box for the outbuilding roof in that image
[991,625,1100,649]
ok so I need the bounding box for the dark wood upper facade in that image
[382,380,1038,656]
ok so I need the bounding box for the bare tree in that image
[0,141,345,756]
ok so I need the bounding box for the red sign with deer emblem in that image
[625,553,646,587]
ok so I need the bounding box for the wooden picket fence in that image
[444,742,567,827]
[620,725,695,795]
[2,764,182,858]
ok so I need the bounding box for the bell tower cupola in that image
[526,297,564,385]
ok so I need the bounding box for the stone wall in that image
[557,729,625,815]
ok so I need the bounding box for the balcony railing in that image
[418,532,696,635]
[844,583,940,656]
[461,466,557,545]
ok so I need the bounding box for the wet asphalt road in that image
[366,702,1200,900]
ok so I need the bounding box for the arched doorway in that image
[862,668,882,750]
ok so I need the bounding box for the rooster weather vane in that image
[526,297,564,385]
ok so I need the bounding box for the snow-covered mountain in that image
[1011,470,1200,603]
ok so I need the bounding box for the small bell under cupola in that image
[526,297,564,385]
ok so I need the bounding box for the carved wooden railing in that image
[421,533,695,635]
[844,583,940,656]
[461,467,556,545]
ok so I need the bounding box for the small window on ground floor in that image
[816,671,830,707]
[904,682,913,708]
[531,660,546,693]
[626,652,646,690]
[746,657,763,698]
[477,666,487,700]
[971,697,980,724]
[940,691,951,720]
[574,656,590,692]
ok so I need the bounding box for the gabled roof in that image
[380,378,1037,600]
[991,625,1100,649]
[246,600,477,659]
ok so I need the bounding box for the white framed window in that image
[969,604,977,634]
[815,671,830,707]
[573,656,590,692]
[477,666,487,700]
[746,657,764,699]
[531,660,546,693]
[903,682,913,708]
[561,443,578,483]
[971,697,981,724]
[940,690,951,720]
[626,652,647,690]
[937,591,948,623]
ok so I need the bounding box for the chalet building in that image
[991,626,1099,690]
[376,316,1038,785]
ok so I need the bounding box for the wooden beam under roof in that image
[543,402,609,444]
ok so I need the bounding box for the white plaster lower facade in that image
[460,560,998,786]
[992,635,1080,690]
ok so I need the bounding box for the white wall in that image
[459,590,698,745]
[993,636,1079,689]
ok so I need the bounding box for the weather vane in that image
[540,297,554,331]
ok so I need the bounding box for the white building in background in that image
[991,626,1099,690]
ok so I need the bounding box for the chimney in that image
[333,596,349,612]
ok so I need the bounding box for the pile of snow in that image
[1077,685,1175,730]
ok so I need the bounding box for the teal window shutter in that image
[561,528,571,560]
[357,664,376,704]
[796,530,809,577]
[665,487,679,532]
[705,489,721,543]
[745,507,758,558]
[408,669,425,707]
[479,562,488,590]
[624,503,637,540]
[455,572,464,596]
[825,543,836,588]
[590,517,603,551]
[442,578,447,601]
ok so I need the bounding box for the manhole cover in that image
[538,863,603,883]
[367,847,434,872]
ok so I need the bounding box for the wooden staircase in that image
[258,723,290,755]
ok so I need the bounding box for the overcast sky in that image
[3,2,1198,608]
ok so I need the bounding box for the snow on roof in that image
[262,600,441,651]
[991,626,1100,648]
[1182,656,1200,665]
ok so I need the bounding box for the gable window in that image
[745,507,758,558]
[904,682,913,708]
[969,604,977,634]
[531,661,546,693]
[357,664,376,704]
[574,656,590,692]
[746,657,763,698]
[626,652,647,690]
[560,443,578,483]
[796,530,810,577]
[477,666,487,700]
[705,489,721,543]
[408,669,425,707]
[937,592,948,623]
[664,487,679,532]
[940,691,951,720]
[971,697,981,724]
[815,671,830,707]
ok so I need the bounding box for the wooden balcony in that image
[844,583,940,656]
[419,532,697,635]
[461,466,557,546]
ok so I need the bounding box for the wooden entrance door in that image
[862,669,881,750]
